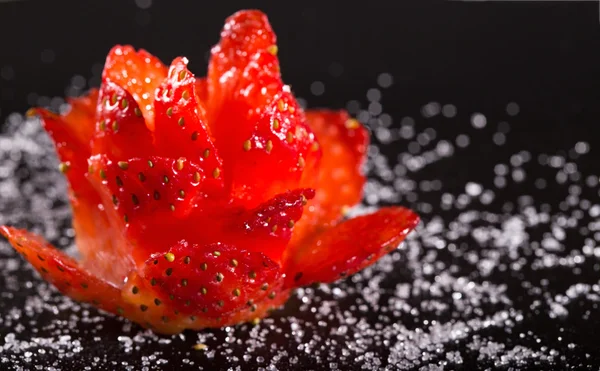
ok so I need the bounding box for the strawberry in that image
[286,110,369,254]
[28,90,98,197]
[87,155,213,217]
[86,155,225,255]
[234,50,283,116]
[284,207,419,287]
[121,271,291,334]
[92,80,154,159]
[206,10,321,207]
[27,92,134,284]
[35,90,99,148]
[141,242,283,317]
[227,90,321,206]
[207,10,277,124]
[101,45,167,131]
[0,227,132,314]
[223,188,315,262]
[2,10,420,334]
[304,110,368,223]
[194,77,209,105]
[154,57,223,172]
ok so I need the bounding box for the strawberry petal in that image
[207,10,277,122]
[206,11,320,207]
[194,77,209,105]
[304,110,368,224]
[287,110,368,254]
[92,79,154,158]
[33,108,89,186]
[63,89,99,144]
[141,242,283,317]
[210,51,284,170]
[87,155,226,259]
[87,155,221,221]
[30,89,98,166]
[0,226,129,313]
[31,104,99,211]
[223,188,315,262]
[31,92,134,284]
[228,89,320,207]
[154,57,223,176]
[234,51,283,118]
[284,207,420,287]
[72,198,133,285]
[120,272,290,334]
[101,45,167,130]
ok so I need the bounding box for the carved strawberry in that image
[2,9,419,334]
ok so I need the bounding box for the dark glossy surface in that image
[1,1,600,370]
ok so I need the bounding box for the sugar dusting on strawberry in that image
[1,9,419,334]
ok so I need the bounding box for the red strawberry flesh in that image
[101,45,167,130]
[284,207,420,287]
[92,79,154,159]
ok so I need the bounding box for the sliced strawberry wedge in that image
[0,226,131,314]
[206,9,319,207]
[303,110,368,224]
[284,207,420,287]
[210,50,283,164]
[87,155,226,259]
[287,110,368,257]
[154,57,223,176]
[141,242,283,317]
[87,155,222,221]
[29,96,133,284]
[235,51,283,117]
[31,109,90,197]
[28,90,99,199]
[92,79,154,159]
[223,188,315,262]
[195,77,209,105]
[207,9,277,123]
[63,89,99,145]
[102,45,167,131]
[228,90,320,207]
[31,89,98,153]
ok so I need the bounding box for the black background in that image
[1,0,600,127]
[1,0,600,370]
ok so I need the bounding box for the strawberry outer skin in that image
[86,154,229,264]
[0,227,288,336]
[122,270,291,334]
[140,241,283,318]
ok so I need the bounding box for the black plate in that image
[1,1,600,370]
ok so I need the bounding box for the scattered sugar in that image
[0,71,597,370]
